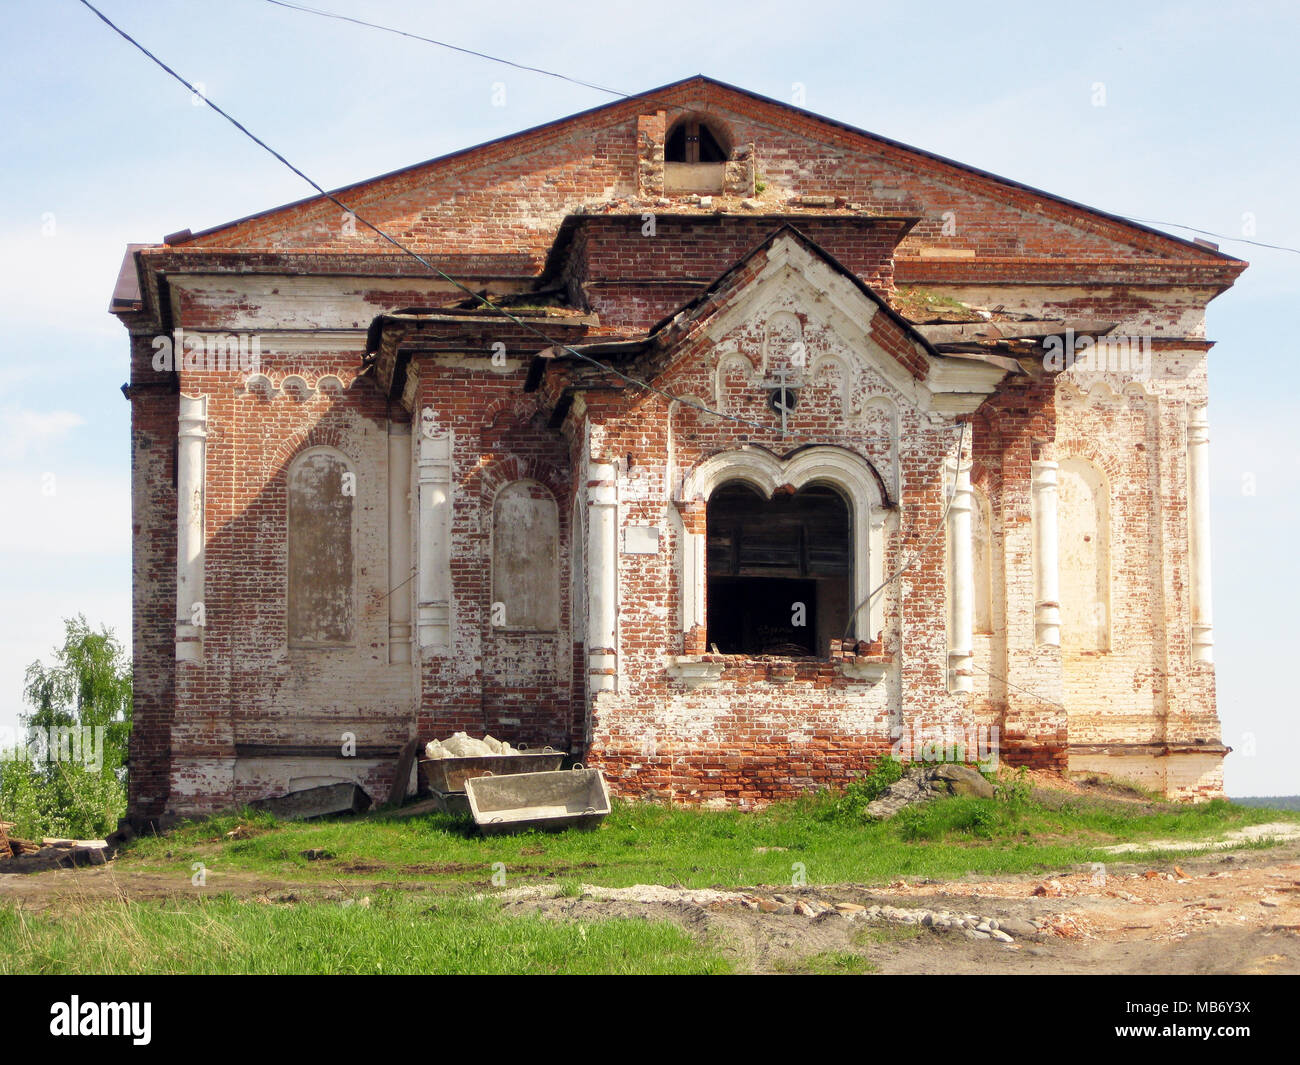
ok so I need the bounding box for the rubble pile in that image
[865,764,995,819]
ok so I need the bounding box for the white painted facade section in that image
[387,420,413,664]
[175,393,207,662]
[587,461,619,692]
[417,411,453,651]
[946,458,974,693]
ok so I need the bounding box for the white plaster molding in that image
[945,458,974,693]
[240,372,348,400]
[587,460,619,692]
[713,350,760,413]
[666,656,726,688]
[692,235,1007,417]
[839,659,890,684]
[416,408,453,650]
[1031,459,1061,647]
[388,420,413,664]
[682,445,886,642]
[176,394,207,662]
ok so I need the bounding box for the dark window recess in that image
[665,120,728,163]
[706,482,852,657]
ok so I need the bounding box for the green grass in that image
[10,790,1295,975]
[780,950,879,974]
[0,892,731,975]
[851,922,927,947]
[116,792,1298,894]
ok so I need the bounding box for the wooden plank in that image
[387,739,420,807]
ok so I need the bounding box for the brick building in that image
[112,77,1241,817]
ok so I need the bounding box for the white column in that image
[388,420,413,664]
[947,461,974,692]
[175,394,207,662]
[587,462,618,692]
[680,509,705,636]
[867,510,889,644]
[1188,406,1214,664]
[1031,459,1061,647]
[417,410,453,651]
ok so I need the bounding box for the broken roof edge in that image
[109,243,156,313]
[524,224,948,407]
[538,210,919,288]
[152,74,1244,269]
[644,222,944,361]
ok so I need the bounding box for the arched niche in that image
[287,446,355,648]
[1058,457,1111,652]
[491,480,560,632]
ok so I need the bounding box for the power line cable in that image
[261,0,629,98]
[1122,215,1300,256]
[972,663,1067,713]
[265,5,1298,259]
[77,0,776,436]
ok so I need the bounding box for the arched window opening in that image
[665,119,729,163]
[706,482,851,657]
[1058,458,1110,652]
[492,481,559,632]
[287,448,355,647]
[664,117,730,195]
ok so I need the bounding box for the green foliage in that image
[0,616,132,838]
[997,766,1033,806]
[822,757,906,822]
[780,950,878,974]
[894,797,1005,841]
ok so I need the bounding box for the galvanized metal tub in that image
[430,789,470,816]
[465,768,611,835]
[419,749,565,794]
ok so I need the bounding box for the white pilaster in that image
[175,394,207,662]
[388,420,413,664]
[1031,459,1061,647]
[1188,406,1214,664]
[680,512,705,635]
[587,461,618,692]
[947,460,974,692]
[416,410,453,650]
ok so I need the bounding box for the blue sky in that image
[1,0,1295,794]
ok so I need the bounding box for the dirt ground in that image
[2,827,1298,974]
[490,836,1300,974]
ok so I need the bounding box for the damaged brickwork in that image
[113,77,1241,817]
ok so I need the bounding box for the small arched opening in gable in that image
[664,114,731,194]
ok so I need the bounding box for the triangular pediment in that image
[641,227,1009,419]
[152,76,1238,281]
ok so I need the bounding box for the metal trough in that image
[465,768,611,835]
[420,750,565,794]
[249,782,371,821]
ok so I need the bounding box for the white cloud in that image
[0,470,130,555]
[0,406,86,462]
